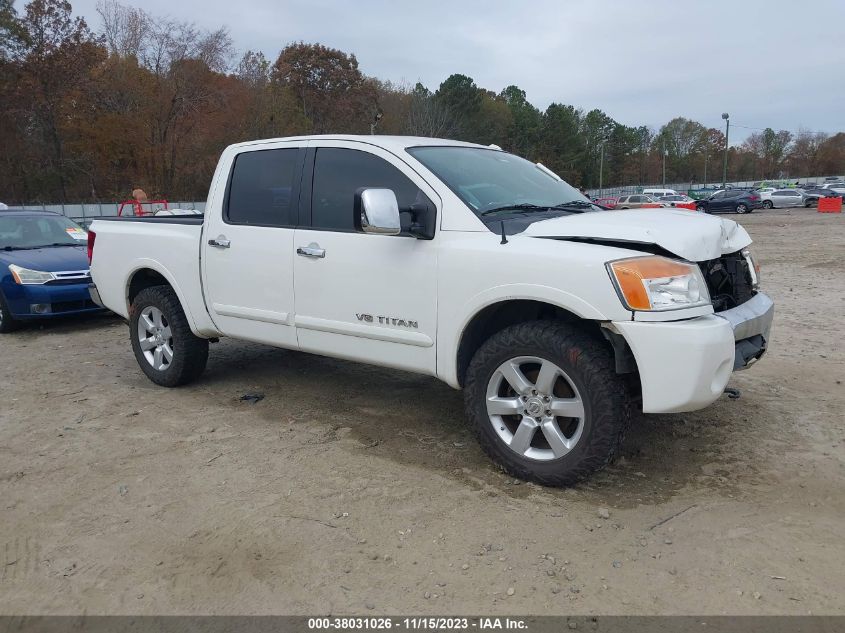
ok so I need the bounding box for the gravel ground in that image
[0,207,843,615]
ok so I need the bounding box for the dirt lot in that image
[1,208,843,615]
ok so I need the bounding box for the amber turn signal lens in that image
[608,256,698,311]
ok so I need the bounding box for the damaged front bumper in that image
[611,291,774,414]
[715,292,774,370]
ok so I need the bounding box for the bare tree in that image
[405,83,456,137]
[97,0,147,57]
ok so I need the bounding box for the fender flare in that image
[125,259,204,335]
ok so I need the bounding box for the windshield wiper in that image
[31,242,78,248]
[480,203,551,216]
[552,200,594,212]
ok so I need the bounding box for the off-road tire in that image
[0,292,21,333]
[464,320,631,487]
[129,285,208,387]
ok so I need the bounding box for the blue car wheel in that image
[0,292,21,333]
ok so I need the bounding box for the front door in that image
[202,143,305,347]
[292,143,439,374]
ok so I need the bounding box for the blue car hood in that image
[0,245,89,272]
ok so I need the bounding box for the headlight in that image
[8,264,56,285]
[741,248,760,288]
[606,256,711,311]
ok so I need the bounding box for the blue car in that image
[0,210,104,332]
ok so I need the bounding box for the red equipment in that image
[117,199,169,217]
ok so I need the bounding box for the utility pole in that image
[722,112,730,186]
[704,147,708,188]
[599,138,607,197]
[599,145,604,197]
[662,138,667,187]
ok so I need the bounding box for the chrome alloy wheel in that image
[485,356,585,461]
[137,306,173,371]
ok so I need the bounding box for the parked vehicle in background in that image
[694,189,762,214]
[0,202,8,210]
[823,176,844,183]
[642,188,678,199]
[616,194,666,209]
[88,135,773,487]
[593,197,618,209]
[820,182,845,194]
[0,210,103,332]
[761,189,804,209]
[800,187,843,207]
[657,194,695,207]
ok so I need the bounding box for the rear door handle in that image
[208,237,231,248]
[296,243,325,258]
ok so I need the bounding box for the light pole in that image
[662,138,667,187]
[703,145,708,188]
[599,135,610,197]
[721,112,730,186]
[370,110,383,135]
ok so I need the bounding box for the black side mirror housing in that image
[404,203,435,240]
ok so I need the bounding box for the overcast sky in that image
[69,0,845,141]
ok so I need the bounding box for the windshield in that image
[0,214,87,250]
[406,146,596,217]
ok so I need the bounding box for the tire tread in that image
[464,320,631,487]
[129,285,208,387]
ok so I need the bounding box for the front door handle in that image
[296,243,325,258]
[208,236,231,248]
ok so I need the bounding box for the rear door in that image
[292,142,439,374]
[202,142,306,347]
[713,191,732,211]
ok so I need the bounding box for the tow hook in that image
[723,387,741,400]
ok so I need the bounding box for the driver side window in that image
[311,148,432,233]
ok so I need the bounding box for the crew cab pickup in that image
[88,135,774,486]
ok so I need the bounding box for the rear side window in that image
[311,148,431,232]
[226,149,299,226]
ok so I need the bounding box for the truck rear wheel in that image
[464,321,630,487]
[129,285,208,387]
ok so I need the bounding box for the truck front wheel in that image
[464,321,630,486]
[129,285,209,387]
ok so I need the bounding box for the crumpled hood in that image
[522,209,752,261]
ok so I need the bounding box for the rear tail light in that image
[749,194,759,201]
[87,230,96,265]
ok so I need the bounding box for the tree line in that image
[1,0,843,204]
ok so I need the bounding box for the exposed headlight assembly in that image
[741,248,760,288]
[607,256,711,311]
[9,264,55,285]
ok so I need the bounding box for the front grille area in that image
[51,299,98,313]
[699,251,756,312]
[46,276,92,286]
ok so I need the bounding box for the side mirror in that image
[356,188,401,235]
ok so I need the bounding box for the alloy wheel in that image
[486,356,585,461]
[137,306,174,371]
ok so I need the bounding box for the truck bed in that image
[89,215,216,334]
[95,215,205,225]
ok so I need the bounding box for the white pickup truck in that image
[88,135,774,486]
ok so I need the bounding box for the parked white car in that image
[760,189,804,209]
[656,194,695,207]
[821,183,845,194]
[88,135,774,486]
[642,188,678,199]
